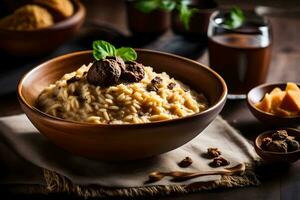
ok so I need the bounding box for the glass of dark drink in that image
[208,10,272,99]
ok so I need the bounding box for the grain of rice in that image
[103,111,110,121]
[105,99,113,104]
[117,93,126,101]
[109,106,119,110]
[105,94,114,100]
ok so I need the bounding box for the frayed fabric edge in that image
[41,163,260,199]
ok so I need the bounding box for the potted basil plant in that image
[126,0,175,36]
[171,0,218,37]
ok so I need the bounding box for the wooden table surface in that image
[0,0,300,199]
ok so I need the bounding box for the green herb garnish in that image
[177,1,199,30]
[116,47,137,61]
[134,0,176,13]
[93,40,137,61]
[224,7,245,29]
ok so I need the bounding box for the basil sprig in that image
[93,40,137,61]
[224,7,245,29]
[134,0,176,13]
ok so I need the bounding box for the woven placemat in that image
[41,163,260,198]
[3,164,259,198]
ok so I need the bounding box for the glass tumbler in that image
[208,10,272,99]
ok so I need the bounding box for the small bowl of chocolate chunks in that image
[255,128,300,163]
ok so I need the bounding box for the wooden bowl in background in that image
[247,83,300,127]
[126,0,170,37]
[17,50,227,161]
[171,0,218,38]
[0,0,86,56]
[255,128,300,163]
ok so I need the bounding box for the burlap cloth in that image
[0,114,260,198]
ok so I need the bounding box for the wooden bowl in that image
[247,83,300,127]
[17,50,227,161]
[255,128,300,163]
[0,0,86,56]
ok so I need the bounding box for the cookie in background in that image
[33,0,74,20]
[0,0,85,56]
[0,5,54,31]
[0,0,74,30]
[255,82,300,117]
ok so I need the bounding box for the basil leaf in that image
[134,0,159,13]
[178,2,199,30]
[117,47,137,61]
[92,40,138,61]
[159,0,176,11]
[93,40,116,60]
[224,7,245,29]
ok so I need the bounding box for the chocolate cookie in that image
[207,148,221,158]
[122,61,145,82]
[106,56,126,72]
[209,157,230,167]
[87,59,121,87]
[178,157,193,168]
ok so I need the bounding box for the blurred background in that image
[0,0,299,99]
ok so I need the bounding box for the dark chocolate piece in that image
[261,137,272,150]
[151,76,163,85]
[87,59,121,87]
[146,76,162,92]
[67,76,80,84]
[178,157,193,168]
[147,84,158,92]
[122,61,145,82]
[209,157,230,167]
[106,56,126,72]
[286,138,300,152]
[266,141,288,153]
[167,82,176,90]
[72,89,80,97]
[272,130,288,141]
[207,148,221,158]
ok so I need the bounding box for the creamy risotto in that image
[36,63,209,124]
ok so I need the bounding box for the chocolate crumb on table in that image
[178,157,193,168]
[207,147,221,158]
[209,157,230,168]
